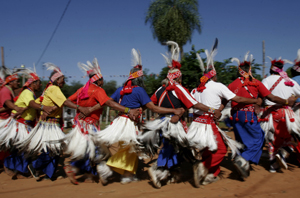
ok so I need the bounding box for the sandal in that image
[64,165,78,185]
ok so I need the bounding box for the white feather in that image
[283,59,293,65]
[249,54,253,64]
[161,53,171,66]
[244,51,250,62]
[131,48,140,67]
[267,56,273,62]
[231,58,240,65]
[196,53,205,72]
[296,49,300,63]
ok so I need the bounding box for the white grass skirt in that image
[17,120,65,156]
[187,121,243,158]
[58,120,110,162]
[93,116,139,153]
[0,117,32,150]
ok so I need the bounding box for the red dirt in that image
[1,131,300,198]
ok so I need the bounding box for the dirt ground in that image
[1,131,300,198]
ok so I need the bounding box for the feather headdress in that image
[268,56,294,86]
[231,51,255,80]
[131,48,142,69]
[120,48,144,96]
[18,67,40,88]
[292,49,300,73]
[77,57,103,100]
[78,57,102,83]
[161,41,182,91]
[44,62,64,83]
[196,38,218,92]
[2,66,18,86]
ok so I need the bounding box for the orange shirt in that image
[69,83,110,120]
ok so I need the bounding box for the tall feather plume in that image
[267,56,273,62]
[231,58,240,65]
[92,57,101,74]
[33,63,36,73]
[283,59,293,65]
[44,62,61,73]
[161,53,171,66]
[249,54,253,64]
[131,48,140,66]
[244,51,250,62]
[278,56,282,60]
[138,50,142,66]
[196,53,205,72]
[296,49,300,63]
[165,41,180,61]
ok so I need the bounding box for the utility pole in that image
[262,41,266,78]
[1,47,4,67]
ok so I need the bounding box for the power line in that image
[36,0,72,66]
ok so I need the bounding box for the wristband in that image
[40,105,44,110]
[285,99,288,105]
[208,107,215,114]
[124,107,130,114]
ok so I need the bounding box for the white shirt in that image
[191,81,236,115]
[262,75,300,106]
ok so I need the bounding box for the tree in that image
[145,0,201,55]
[102,80,117,97]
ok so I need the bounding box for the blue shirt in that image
[111,87,151,108]
[292,75,300,102]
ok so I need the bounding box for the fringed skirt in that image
[0,117,33,150]
[93,115,140,153]
[188,114,243,159]
[60,119,110,162]
[141,116,188,168]
[260,106,300,142]
[17,118,65,157]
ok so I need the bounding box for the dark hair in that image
[129,67,144,88]
[270,62,283,75]
[238,62,254,80]
[89,73,103,84]
[291,67,300,77]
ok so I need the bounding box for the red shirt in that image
[0,86,14,119]
[69,83,110,121]
[151,84,197,109]
[228,78,271,109]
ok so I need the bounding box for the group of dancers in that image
[0,40,300,189]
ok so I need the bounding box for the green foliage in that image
[145,0,201,51]
[102,80,117,97]
[143,47,263,95]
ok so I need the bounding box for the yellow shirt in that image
[35,85,67,118]
[12,89,36,121]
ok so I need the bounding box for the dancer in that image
[227,52,295,179]
[260,56,300,172]
[0,70,25,172]
[188,42,260,187]
[94,49,184,185]
[18,62,90,180]
[143,41,222,189]
[0,68,56,178]
[61,57,140,185]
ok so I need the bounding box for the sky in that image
[1,0,300,86]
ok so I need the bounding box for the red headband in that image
[197,70,216,92]
[4,74,18,85]
[23,73,40,87]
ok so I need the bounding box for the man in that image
[145,41,222,189]
[188,46,259,187]
[0,72,25,171]
[62,58,140,185]
[18,63,90,180]
[227,52,295,179]
[260,56,300,172]
[0,69,56,178]
[94,49,184,185]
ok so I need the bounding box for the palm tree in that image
[145,0,201,57]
